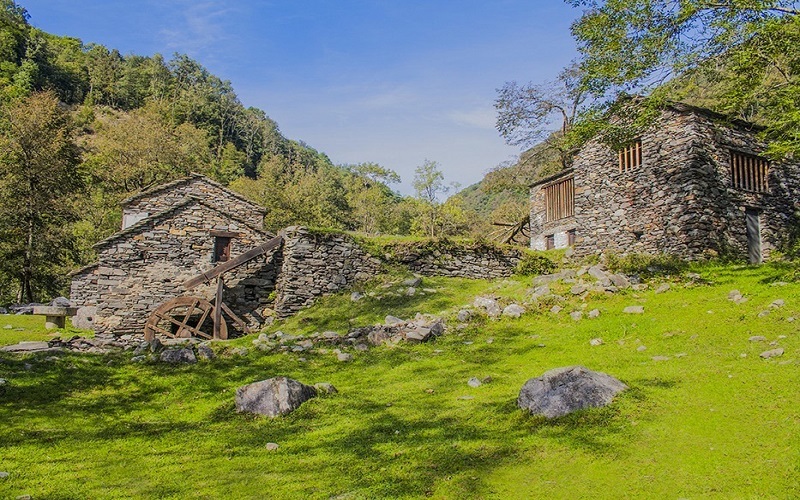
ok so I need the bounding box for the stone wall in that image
[69,263,98,307]
[383,240,523,279]
[273,227,383,318]
[531,105,800,260]
[121,174,265,230]
[91,199,278,335]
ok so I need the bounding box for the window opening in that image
[213,237,231,263]
[544,177,574,222]
[618,140,642,172]
[545,234,555,250]
[730,150,769,193]
[567,229,576,246]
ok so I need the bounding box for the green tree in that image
[0,91,82,302]
[411,160,449,237]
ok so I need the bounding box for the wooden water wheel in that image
[144,296,227,341]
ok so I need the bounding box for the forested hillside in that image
[0,1,481,303]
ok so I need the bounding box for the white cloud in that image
[158,1,237,56]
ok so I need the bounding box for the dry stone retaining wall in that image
[385,242,523,279]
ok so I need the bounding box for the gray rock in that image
[402,277,422,287]
[550,305,563,314]
[652,356,670,361]
[636,345,647,352]
[748,335,767,342]
[385,315,405,326]
[159,348,197,364]
[655,283,671,294]
[3,324,11,329]
[588,309,601,318]
[405,287,417,296]
[502,304,525,318]
[321,331,340,340]
[467,377,482,388]
[314,382,338,394]
[770,299,785,309]
[589,338,603,346]
[231,347,249,356]
[235,377,317,417]
[760,348,784,359]
[265,442,279,451]
[570,284,588,295]
[570,311,583,321]
[474,296,502,317]
[0,471,7,479]
[350,292,364,302]
[149,337,163,353]
[623,305,645,314]
[0,341,50,352]
[51,296,72,307]
[517,366,628,419]
[610,274,630,289]
[337,352,353,362]
[130,355,147,363]
[758,310,771,318]
[196,344,215,360]
[456,309,471,322]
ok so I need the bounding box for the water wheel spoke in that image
[144,296,229,342]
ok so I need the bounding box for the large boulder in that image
[235,377,318,417]
[159,348,197,364]
[518,366,627,418]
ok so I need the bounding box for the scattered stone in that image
[675,352,687,358]
[655,283,671,294]
[0,471,8,479]
[467,377,482,388]
[350,292,364,302]
[637,345,647,352]
[149,337,163,353]
[130,355,147,363]
[769,299,785,309]
[313,382,338,394]
[517,366,627,419]
[609,274,630,289]
[457,395,475,400]
[728,290,748,304]
[749,336,767,342]
[231,347,249,357]
[456,309,471,322]
[589,338,604,346]
[474,296,502,317]
[652,356,670,361]
[265,442,279,451]
[196,344,215,360]
[570,284,588,295]
[550,305,563,314]
[588,309,601,319]
[760,348,784,359]
[337,352,353,362]
[384,315,405,326]
[502,304,525,318]
[425,388,435,394]
[405,287,416,296]
[570,311,583,321]
[321,331,340,340]
[0,341,52,353]
[159,348,197,364]
[354,343,369,351]
[402,277,423,287]
[235,377,317,417]
[2,324,11,329]
[623,305,645,314]
[758,310,771,318]
[486,337,494,344]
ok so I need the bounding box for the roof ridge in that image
[121,173,266,213]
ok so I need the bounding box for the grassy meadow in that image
[0,263,798,498]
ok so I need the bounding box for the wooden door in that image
[745,208,761,264]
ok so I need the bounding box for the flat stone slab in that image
[518,366,628,419]
[1,341,51,352]
[32,306,78,316]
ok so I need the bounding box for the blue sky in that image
[22,1,581,195]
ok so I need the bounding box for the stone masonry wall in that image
[92,200,278,335]
[273,227,383,318]
[122,175,265,229]
[69,264,98,307]
[386,241,523,279]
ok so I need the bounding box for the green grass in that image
[0,314,91,346]
[0,265,798,498]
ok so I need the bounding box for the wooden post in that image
[214,276,224,340]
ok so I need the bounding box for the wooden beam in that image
[214,277,224,340]
[184,234,283,290]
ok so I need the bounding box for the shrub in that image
[516,252,557,276]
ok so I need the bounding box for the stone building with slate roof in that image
[530,103,800,263]
[70,175,281,335]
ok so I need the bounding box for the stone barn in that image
[69,174,383,338]
[530,103,800,262]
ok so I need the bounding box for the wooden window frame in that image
[730,150,769,193]
[545,234,555,250]
[544,176,575,222]
[213,236,232,263]
[567,229,576,246]
[618,139,642,173]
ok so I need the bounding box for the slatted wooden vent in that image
[545,177,574,222]
[730,150,769,193]
[618,140,642,172]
